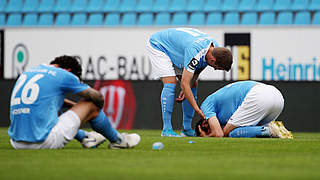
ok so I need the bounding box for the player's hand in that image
[196,109,206,120]
[198,125,207,137]
[175,91,185,103]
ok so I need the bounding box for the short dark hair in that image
[195,119,209,137]
[212,47,233,72]
[50,55,82,79]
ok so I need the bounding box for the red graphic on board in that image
[94,80,136,130]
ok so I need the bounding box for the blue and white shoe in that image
[161,129,182,137]
[180,129,196,137]
[82,131,106,148]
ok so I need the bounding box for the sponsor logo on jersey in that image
[188,58,199,70]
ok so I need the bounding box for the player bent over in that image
[8,55,140,149]
[195,81,293,138]
[147,27,233,137]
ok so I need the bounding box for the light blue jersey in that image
[201,81,259,126]
[149,27,219,73]
[8,64,89,142]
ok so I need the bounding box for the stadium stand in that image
[312,11,320,24]
[277,11,294,24]
[55,13,71,26]
[154,12,171,26]
[172,12,188,25]
[88,13,104,26]
[7,13,22,26]
[259,11,276,25]
[137,12,153,26]
[241,12,258,25]
[23,13,38,26]
[22,0,39,13]
[0,13,5,26]
[0,0,317,26]
[71,13,87,26]
[206,12,223,25]
[38,13,54,26]
[189,12,205,25]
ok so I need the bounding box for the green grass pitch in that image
[0,128,319,180]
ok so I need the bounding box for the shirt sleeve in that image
[61,72,90,94]
[200,96,217,120]
[184,47,203,73]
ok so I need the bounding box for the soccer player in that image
[147,27,233,137]
[195,81,293,138]
[8,55,141,149]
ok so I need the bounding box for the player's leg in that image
[181,86,197,137]
[147,42,180,137]
[229,126,271,138]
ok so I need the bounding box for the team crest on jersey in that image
[188,58,199,70]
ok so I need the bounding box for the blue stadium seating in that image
[103,0,120,12]
[23,13,38,26]
[189,12,205,25]
[38,0,55,12]
[256,0,274,11]
[6,0,24,13]
[309,0,320,10]
[241,12,258,25]
[137,13,153,26]
[70,0,88,13]
[0,0,7,12]
[171,12,188,25]
[7,13,22,26]
[168,0,187,12]
[224,12,240,25]
[206,12,222,25]
[38,13,54,26]
[71,13,87,26]
[104,13,120,26]
[22,0,39,12]
[186,0,205,12]
[312,11,320,24]
[273,0,292,11]
[291,0,310,11]
[121,12,137,26]
[277,11,294,24]
[55,13,71,26]
[54,0,72,13]
[204,0,222,12]
[222,0,239,11]
[119,0,137,12]
[154,12,171,25]
[87,0,105,12]
[259,12,276,24]
[88,13,104,26]
[294,11,311,24]
[136,0,154,12]
[0,14,5,26]
[152,0,170,12]
[239,0,256,12]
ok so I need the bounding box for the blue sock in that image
[74,129,87,142]
[182,87,197,130]
[161,83,176,130]
[89,110,119,143]
[229,126,270,138]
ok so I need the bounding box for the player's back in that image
[149,28,215,68]
[8,64,88,142]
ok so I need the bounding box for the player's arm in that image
[181,69,205,119]
[77,88,104,109]
[198,116,224,137]
[63,99,76,108]
[222,123,237,137]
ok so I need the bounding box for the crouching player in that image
[8,55,140,149]
[195,81,293,138]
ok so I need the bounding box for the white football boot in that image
[108,133,141,149]
[268,121,293,139]
[82,131,106,148]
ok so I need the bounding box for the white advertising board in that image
[4,27,320,81]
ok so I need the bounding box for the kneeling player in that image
[195,81,293,138]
